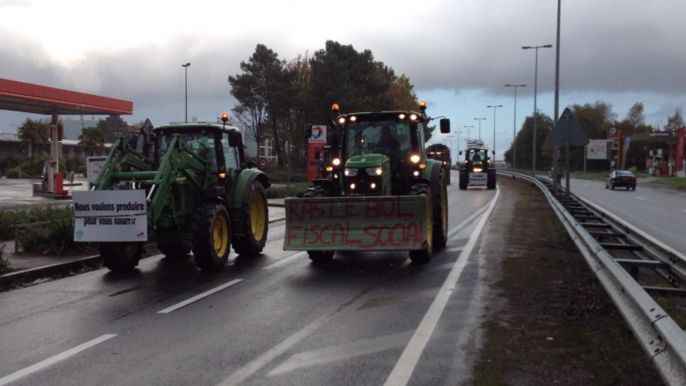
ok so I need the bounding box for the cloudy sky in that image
[1,0,685,156]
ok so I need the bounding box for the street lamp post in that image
[182,63,191,123]
[487,105,503,161]
[455,130,463,162]
[522,45,552,176]
[463,125,474,142]
[474,118,486,140]
[505,84,526,169]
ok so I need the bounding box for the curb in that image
[0,254,102,288]
[1,216,287,289]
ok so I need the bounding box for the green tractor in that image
[458,140,496,190]
[284,101,451,263]
[74,114,270,272]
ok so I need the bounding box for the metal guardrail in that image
[499,170,686,386]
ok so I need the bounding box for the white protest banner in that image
[72,190,148,242]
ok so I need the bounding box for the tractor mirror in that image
[304,124,313,139]
[228,131,241,147]
[440,118,451,134]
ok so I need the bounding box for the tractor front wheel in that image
[409,183,433,264]
[233,181,269,256]
[101,242,143,271]
[192,203,231,271]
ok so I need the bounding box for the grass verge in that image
[649,177,686,191]
[469,177,662,386]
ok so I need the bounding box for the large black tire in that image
[233,181,268,256]
[487,172,496,190]
[432,169,448,249]
[158,241,191,259]
[192,203,231,271]
[409,183,433,264]
[101,242,143,271]
[459,172,467,190]
[304,185,335,263]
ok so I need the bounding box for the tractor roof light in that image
[332,103,340,115]
[419,101,427,111]
[221,112,229,122]
[399,113,406,120]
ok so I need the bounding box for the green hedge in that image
[0,205,74,241]
[19,219,94,256]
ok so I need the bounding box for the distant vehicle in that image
[606,170,637,191]
[458,140,496,190]
[426,143,451,185]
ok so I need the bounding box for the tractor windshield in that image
[345,120,412,159]
[157,132,218,172]
[468,149,487,163]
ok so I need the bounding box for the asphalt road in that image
[0,170,499,386]
[564,177,686,254]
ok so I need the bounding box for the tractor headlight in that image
[413,171,420,177]
[410,154,421,163]
[366,167,383,176]
[332,158,341,166]
[473,167,483,173]
[344,168,358,177]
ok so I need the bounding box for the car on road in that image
[606,170,637,190]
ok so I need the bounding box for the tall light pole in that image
[455,130,463,162]
[522,45,552,176]
[505,84,526,169]
[463,125,474,142]
[487,105,503,161]
[182,63,191,123]
[474,118,486,140]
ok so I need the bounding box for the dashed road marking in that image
[267,331,414,377]
[263,252,306,270]
[0,334,116,386]
[157,279,243,314]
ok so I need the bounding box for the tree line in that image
[228,41,424,168]
[503,102,685,172]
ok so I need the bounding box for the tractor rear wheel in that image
[233,181,268,256]
[192,203,231,271]
[409,183,433,264]
[101,242,143,271]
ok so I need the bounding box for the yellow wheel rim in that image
[213,215,229,257]
[250,194,266,241]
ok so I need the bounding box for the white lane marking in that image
[384,187,500,386]
[217,262,410,386]
[262,252,306,270]
[157,279,243,314]
[267,331,414,377]
[448,204,488,239]
[445,246,465,253]
[635,197,646,201]
[0,334,116,386]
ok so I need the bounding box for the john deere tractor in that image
[74,114,270,272]
[458,140,496,190]
[284,102,451,263]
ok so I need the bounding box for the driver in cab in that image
[374,126,400,154]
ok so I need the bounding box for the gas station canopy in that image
[0,78,132,116]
